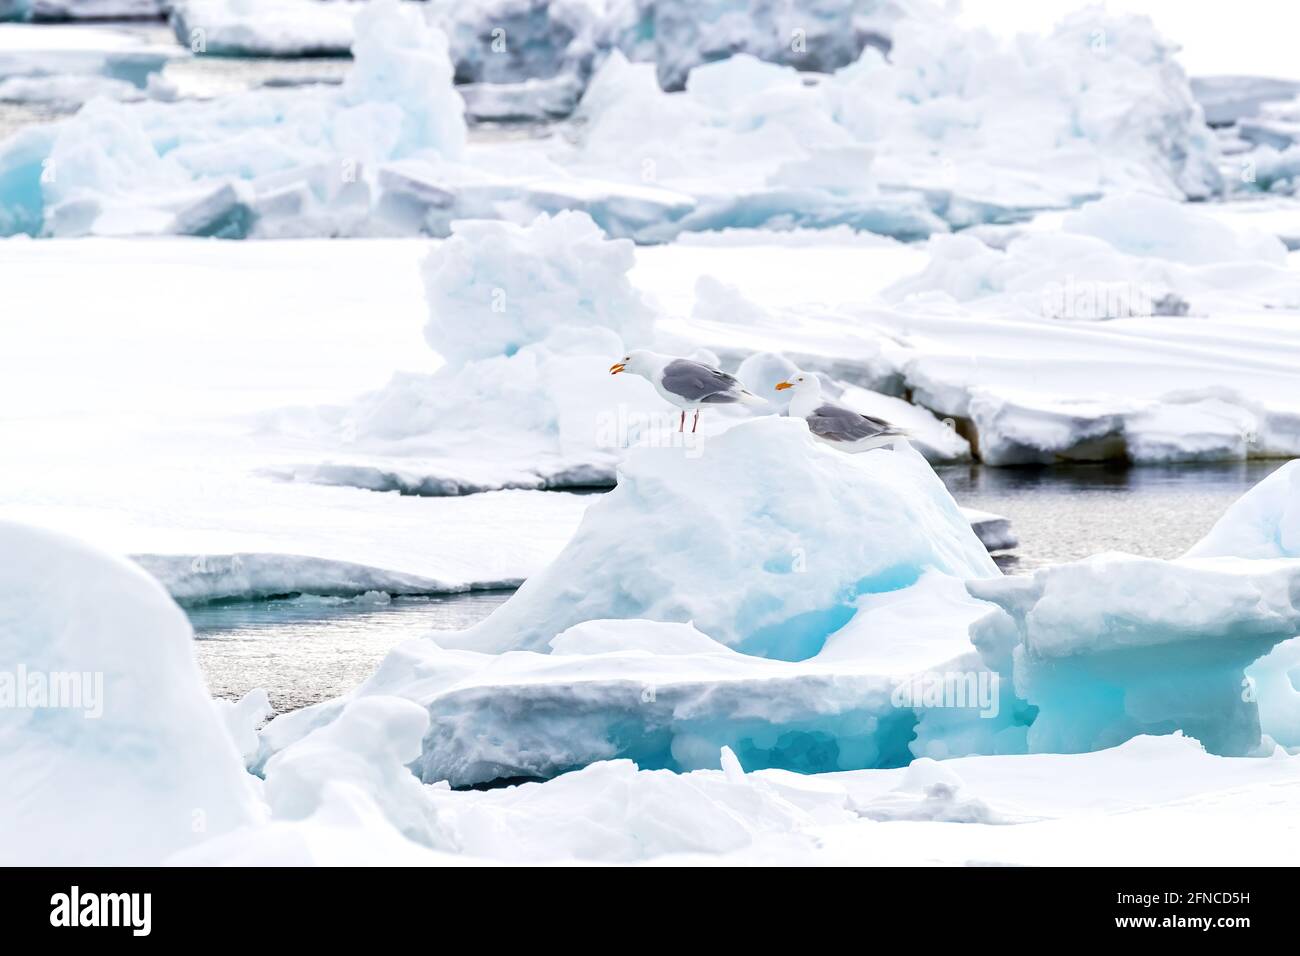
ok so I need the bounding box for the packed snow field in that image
[3,0,1300,866]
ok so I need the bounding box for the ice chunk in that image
[261,598,1006,786]
[0,521,261,865]
[439,417,998,658]
[968,552,1300,755]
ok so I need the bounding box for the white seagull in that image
[610,350,765,432]
[775,372,908,451]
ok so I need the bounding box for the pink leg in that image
[679,410,685,432]
[692,410,699,433]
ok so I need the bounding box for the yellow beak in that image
[610,363,626,375]
[774,381,793,391]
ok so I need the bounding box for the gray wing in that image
[661,359,748,404]
[806,403,904,443]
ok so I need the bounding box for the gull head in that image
[774,372,817,393]
[610,349,654,377]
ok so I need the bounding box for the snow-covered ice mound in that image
[272,211,681,495]
[0,521,261,865]
[0,0,466,238]
[440,417,998,658]
[170,0,362,58]
[423,210,653,366]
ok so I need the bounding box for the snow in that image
[0,521,262,865]
[0,237,593,602]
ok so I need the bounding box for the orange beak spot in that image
[610,363,626,375]
[774,381,793,391]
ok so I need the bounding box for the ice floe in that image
[0,3,1228,241]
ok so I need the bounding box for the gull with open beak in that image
[610,349,765,432]
[775,372,908,452]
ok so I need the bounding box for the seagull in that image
[610,349,765,432]
[775,372,908,451]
